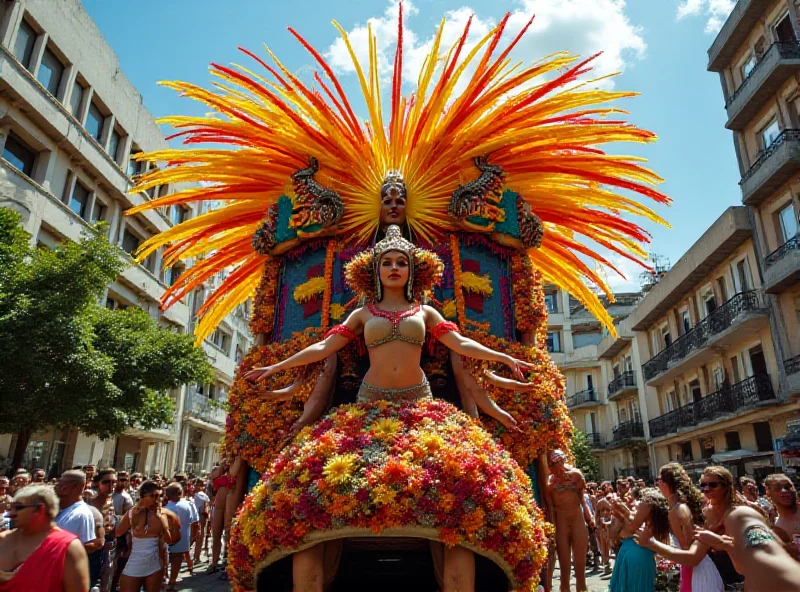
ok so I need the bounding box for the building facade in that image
[0,0,250,477]
[547,287,650,480]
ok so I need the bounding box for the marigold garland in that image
[226,329,325,471]
[249,258,280,336]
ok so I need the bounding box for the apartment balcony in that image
[609,421,644,448]
[763,235,800,293]
[584,432,607,449]
[726,41,800,130]
[183,390,226,428]
[566,388,600,410]
[707,0,766,72]
[642,291,768,387]
[740,129,800,206]
[648,375,776,439]
[607,370,637,402]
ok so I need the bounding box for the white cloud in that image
[326,0,646,91]
[602,254,648,293]
[675,0,735,34]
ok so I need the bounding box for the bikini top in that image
[363,304,426,348]
[324,307,459,348]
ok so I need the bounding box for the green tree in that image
[569,430,600,483]
[0,209,211,470]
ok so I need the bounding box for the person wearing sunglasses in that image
[636,463,724,592]
[764,473,800,560]
[0,484,90,591]
[115,481,173,592]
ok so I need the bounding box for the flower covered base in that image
[228,398,549,591]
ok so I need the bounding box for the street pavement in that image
[172,553,612,591]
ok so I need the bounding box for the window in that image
[741,55,756,80]
[85,102,105,142]
[164,265,183,287]
[546,331,561,353]
[725,431,741,451]
[681,442,694,461]
[235,345,244,363]
[91,200,106,223]
[619,408,628,423]
[13,20,36,69]
[170,205,187,226]
[753,422,774,452]
[761,119,781,149]
[736,259,751,292]
[2,133,36,177]
[775,13,796,42]
[701,437,715,460]
[544,293,558,313]
[108,129,121,163]
[212,329,232,355]
[681,311,691,334]
[716,277,728,302]
[705,295,717,315]
[37,48,64,96]
[121,230,140,255]
[127,152,141,178]
[730,355,741,383]
[660,324,672,349]
[778,203,798,243]
[69,81,84,119]
[68,182,90,219]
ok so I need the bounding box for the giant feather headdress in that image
[127,6,669,341]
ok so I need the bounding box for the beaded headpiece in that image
[344,225,444,303]
[381,170,406,201]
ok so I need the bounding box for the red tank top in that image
[0,527,77,592]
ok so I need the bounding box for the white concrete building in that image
[0,0,250,477]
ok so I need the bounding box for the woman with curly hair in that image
[608,487,671,592]
[637,463,723,591]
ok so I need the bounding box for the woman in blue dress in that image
[609,487,670,592]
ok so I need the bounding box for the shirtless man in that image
[594,482,614,574]
[546,449,594,592]
[765,473,800,561]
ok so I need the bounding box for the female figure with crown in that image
[236,224,546,592]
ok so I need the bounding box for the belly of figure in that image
[364,343,425,389]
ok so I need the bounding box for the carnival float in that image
[125,6,669,591]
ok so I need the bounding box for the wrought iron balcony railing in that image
[608,370,636,397]
[741,129,800,183]
[566,388,598,408]
[185,390,227,426]
[648,374,775,438]
[612,420,644,443]
[726,41,800,107]
[584,432,606,448]
[642,291,763,381]
[765,234,799,267]
[785,354,800,376]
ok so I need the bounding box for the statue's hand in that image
[243,365,279,383]
[255,379,302,401]
[502,356,535,381]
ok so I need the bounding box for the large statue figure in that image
[125,6,669,591]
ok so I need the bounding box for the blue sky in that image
[83,0,739,291]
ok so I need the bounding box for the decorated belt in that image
[356,377,432,403]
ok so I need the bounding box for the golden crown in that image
[373,225,415,260]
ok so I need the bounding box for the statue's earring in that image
[374,260,382,302]
[406,258,415,302]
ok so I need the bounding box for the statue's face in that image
[380,181,407,227]
[378,250,410,291]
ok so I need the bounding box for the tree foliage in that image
[569,430,600,483]
[0,208,211,468]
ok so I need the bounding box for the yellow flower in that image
[442,299,458,319]
[373,485,397,505]
[419,433,445,454]
[461,271,493,296]
[371,418,403,440]
[330,302,346,320]
[323,453,358,485]
[298,470,312,484]
[293,277,326,303]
